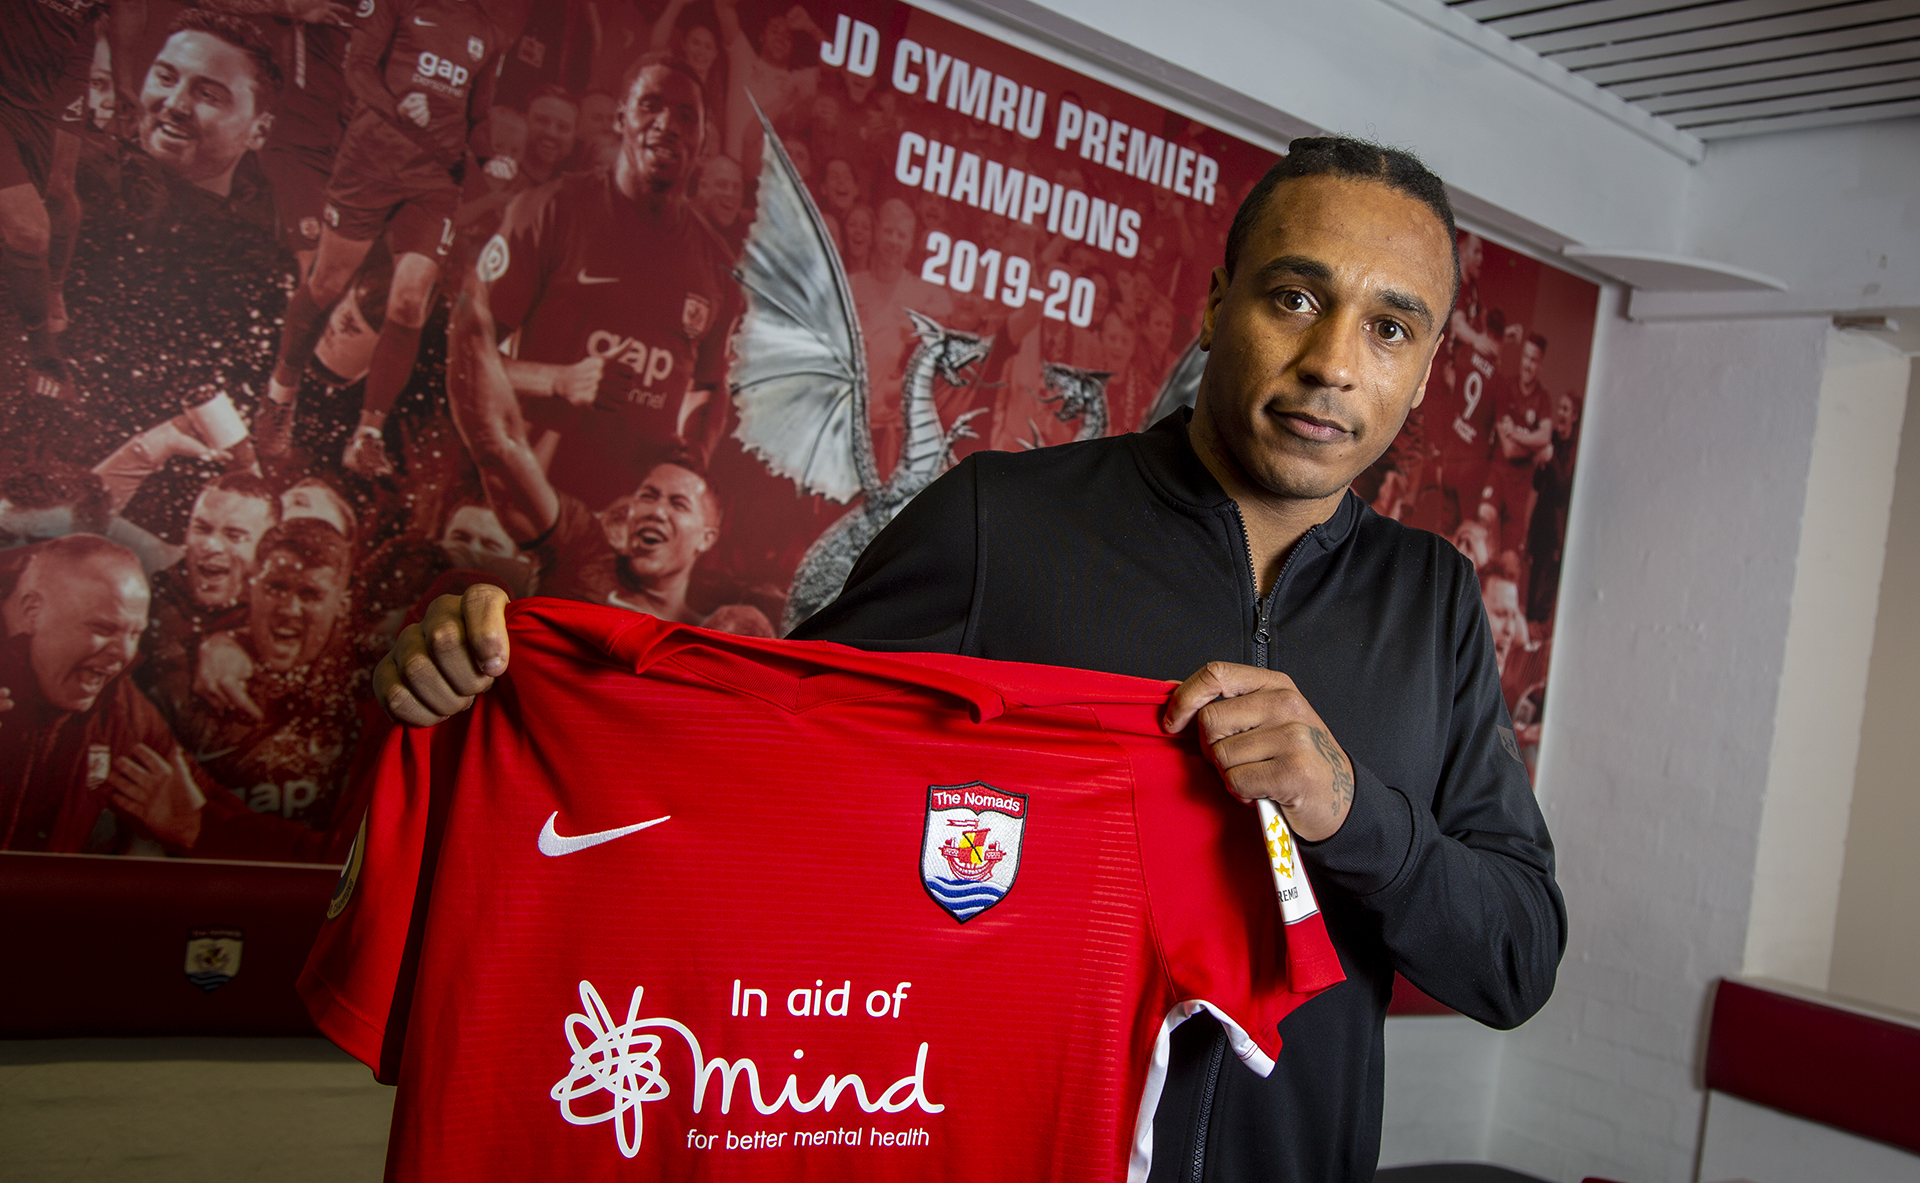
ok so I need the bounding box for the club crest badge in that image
[298,216,321,244]
[682,292,714,339]
[920,782,1026,923]
[184,927,243,993]
[85,744,112,788]
[468,36,486,62]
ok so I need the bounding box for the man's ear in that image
[695,526,719,555]
[246,110,273,153]
[1199,266,1228,352]
[16,589,45,635]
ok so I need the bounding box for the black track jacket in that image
[792,409,1566,1183]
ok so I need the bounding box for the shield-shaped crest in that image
[184,927,243,993]
[920,782,1026,923]
[468,35,486,62]
[85,745,111,788]
[682,292,713,339]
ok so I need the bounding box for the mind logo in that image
[920,782,1026,923]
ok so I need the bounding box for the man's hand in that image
[399,92,432,129]
[108,744,207,849]
[484,155,519,182]
[1162,662,1355,842]
[551,356,605,406]
[194,631,260,721]
[374,584,512,726]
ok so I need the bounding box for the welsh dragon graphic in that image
[728,104,991,633]
[1026,361,1113,447]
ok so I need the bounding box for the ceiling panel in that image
[1442,0,1920,136]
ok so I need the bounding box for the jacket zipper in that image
[1188,1030,1226,1183]
[1186,504,1319,1179]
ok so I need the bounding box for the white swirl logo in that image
[552,980,944,1159]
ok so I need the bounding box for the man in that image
[470,53,738,510]
[1417,231,1499,534]
[715,0,822,164]
[249,0,385,277]
[519,85,578,187]
[139,11,281,199]
[134,472,280,721]
[378,137,1564,1181]
[690,152,744,252]
[1481,556,1547,772]
[173,518,360,827]
[0,535,210,853]
[1526,389,1581,623]
[265,0,503,478]
[0,0,143,400]
[444,259,769,632]
[1492,331,1555,553]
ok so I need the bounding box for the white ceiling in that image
[1445,0,1920,139]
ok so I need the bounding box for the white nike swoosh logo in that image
[538,811,670,857]
[577,269,620,285]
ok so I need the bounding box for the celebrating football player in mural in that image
[467,52,738,513]
[266,0,504,478]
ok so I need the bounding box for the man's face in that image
[580,93,618,147]
[761,16,794,66]
[249,550,347,671]
[696,157,743,228]
[89,38,114,130]
[874,201,915,271]
[623,464,717,581]
[1519,340,1543,393]
[683,26,718,74]
[440,505,515,560]
[0,501,76,550]
[527,95,578,170]
[1100,312,1134,366]
[824,159,858,211]
[1459,233,1483,285]
[844,205,873,255]
[183,487,275,610]
[140,31,271,194]
[618,66,702,193]
[26,562,149,712]
[1481,577,1526,664]
[1553,393,1578,439]
[1196,175,1453,503]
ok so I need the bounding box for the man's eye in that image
[1376,320,1406,342]
[1276,290,1312,313]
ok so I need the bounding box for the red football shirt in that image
[302,600,1342,1181]
[478,175,738,507]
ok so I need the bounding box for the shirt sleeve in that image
[1296,554,1566,1029]
[298,713,454,1082]
[521,492,617,604]
[480,182,559,338]
[1102,708,1341,1071]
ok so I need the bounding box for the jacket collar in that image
[1136,409,1363,553]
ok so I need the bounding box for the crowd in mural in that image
[0,0,1585,864]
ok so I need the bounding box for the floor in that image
[1,1038,394,1182]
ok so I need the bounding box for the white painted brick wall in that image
[1481,310,1835,1183]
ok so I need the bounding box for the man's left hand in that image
[1163,662,1355,842]
[108,744,207,849]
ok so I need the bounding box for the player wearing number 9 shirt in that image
[471,53,739,514]
[266,0,502,478]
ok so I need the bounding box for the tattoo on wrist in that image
[1310,727,1354,816]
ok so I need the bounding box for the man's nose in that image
[1294,314,1360,391]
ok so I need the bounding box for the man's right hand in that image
[374,585,513,726]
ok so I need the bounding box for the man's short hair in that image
[1224,135,1459,299]
[526,82,580,113]
[1527,332,1549,352]
[28,531,141,578]
[257,516,353,577]
[618,51,707,117]
[169,9,284,111]
[0,460,112,534]
[200,470,281,519]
